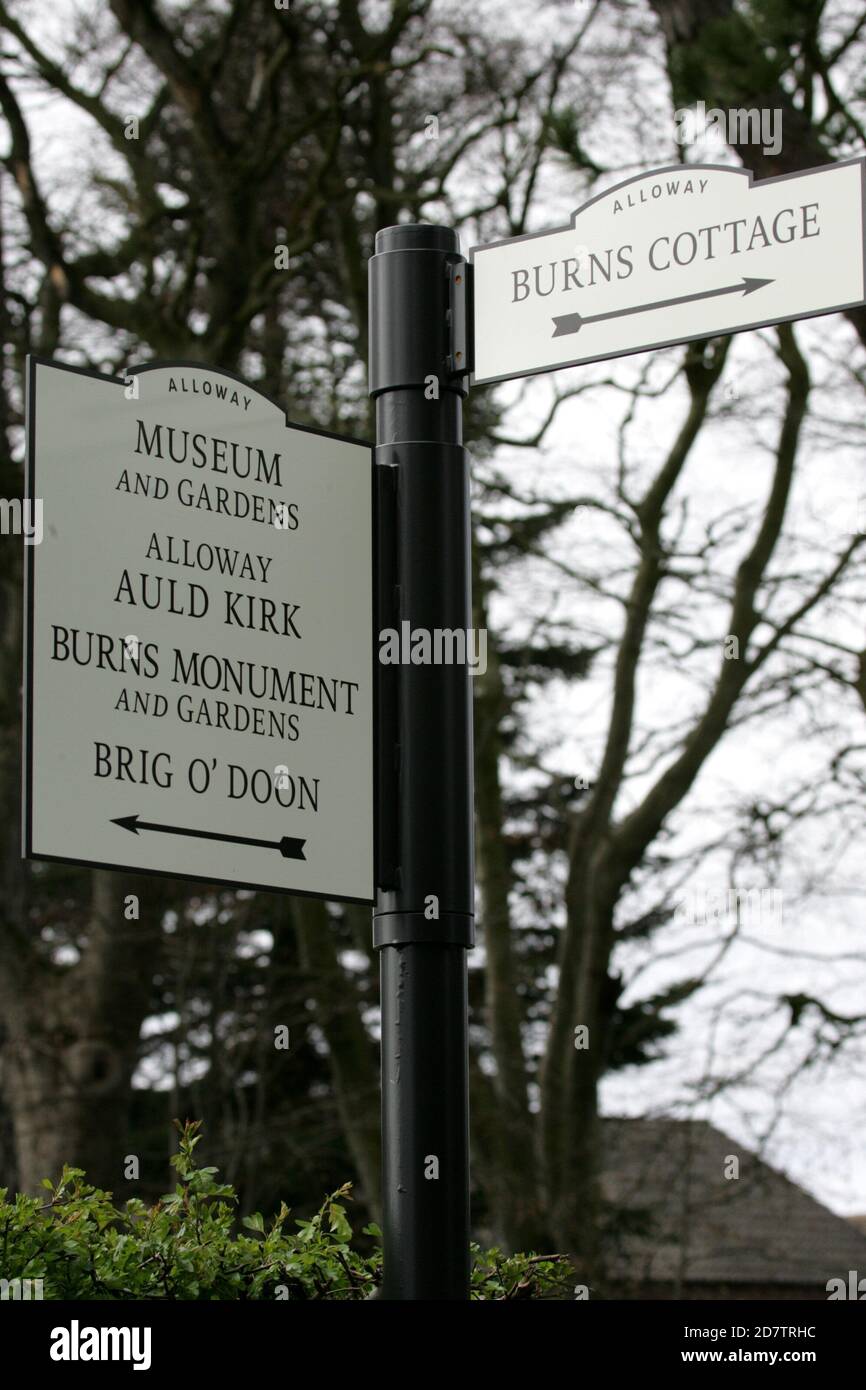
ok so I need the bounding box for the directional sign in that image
[471,159,866,384]
[24,359,374,902]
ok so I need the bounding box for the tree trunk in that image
[292,897,382,1219]
[474,577,549,1249]
[0,871,164,1192]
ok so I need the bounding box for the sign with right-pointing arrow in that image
[471,159,866,385]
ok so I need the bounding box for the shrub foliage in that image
[1,1123,572,1300]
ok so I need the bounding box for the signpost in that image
[24,360,374,902]
[369,225,473,1301]
[471,159,866,384]
[21,152,866,1303]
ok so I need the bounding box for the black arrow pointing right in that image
[552,276,775,338]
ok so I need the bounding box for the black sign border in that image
[469,157,866,386]
[23,355,377,905]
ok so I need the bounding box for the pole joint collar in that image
[372,911,475,949]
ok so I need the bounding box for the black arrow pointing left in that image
[112,814,305,860]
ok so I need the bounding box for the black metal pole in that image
[369,224,474,1301]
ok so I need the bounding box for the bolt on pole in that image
[369,223,474,1300]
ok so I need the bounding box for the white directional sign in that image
[24,359,374,902]
[471,159,866,384]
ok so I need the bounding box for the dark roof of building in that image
[600,1117,866,1288]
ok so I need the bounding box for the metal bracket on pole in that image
[446,259,472,379]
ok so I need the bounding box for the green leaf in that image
[329,1203,352,1242]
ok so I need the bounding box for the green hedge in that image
[0,1122,572,1300]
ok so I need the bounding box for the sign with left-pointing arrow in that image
[110,814,306,861]
[24,359,374,902]
[471,158,866,384]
